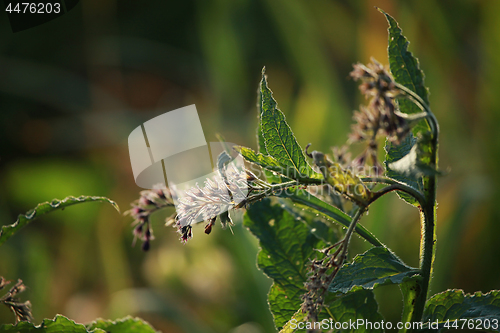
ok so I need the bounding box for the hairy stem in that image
[393,82,439,327]
[412,136,438,325]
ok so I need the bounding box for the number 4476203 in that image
[5,2,61,14]
[443,318,498,330]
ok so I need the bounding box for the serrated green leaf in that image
[381,9,435,207]
[268,284,307,331]
[260,70,321,182]
[257,84,268,155]
[235,146,290,178]
[277,188,383,247]
[0,196,120,247]
[0,315,104,332]
[0,315,158,333]
[421,289,500,332]
[329,247,419,294]
[380,9,430,136]
[87,316,159,333]
[281,289,384,333]
[278,198,340,245]
[324,289,384,333]
[256,85,284,185]
[244,199,324,330]
[384,135,422,206]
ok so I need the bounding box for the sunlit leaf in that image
[0,196,120,247]
[380,8,430,135]
[259,70,321,182]
[0,315,158,333]
[329,247,419,294]
[235,146,288,178]
[87,316,159,333]
[244,199,324,330]
[277,188,383,247]
[421,289,500,332]
[0,315,100,332]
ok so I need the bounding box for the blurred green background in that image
[1,0,500,331]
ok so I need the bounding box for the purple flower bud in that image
[132,207,144,216]
[155,188,166,199]
[139,196,155,207]
[133,223,143,237]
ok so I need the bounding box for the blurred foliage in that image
[1,0,500,331]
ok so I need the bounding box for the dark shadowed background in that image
[1,0,500,331]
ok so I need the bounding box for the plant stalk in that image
[394,82,439,328]
[411,140,438,326]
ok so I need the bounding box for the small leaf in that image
[0,196,120,247]
[244,199,324,330]
[235,146,289,178]
[277,187,383,247]
[259,70,321,181]
[281,289,384,333]
[256,82,268,155]
[380,9,430,136]
[87,316,159,333]
[257,80,287,185]
[0,315,158,333]
[0,314,103,332]
[421,289,500,332]
[385,135,422,206]
[329,247,419,294]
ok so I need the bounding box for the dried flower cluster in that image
[126,185,175,251]
[127,161,261,248]
[0,277,33,324]
[344,58,410,176]
[301,242,345,328]
[175,166,253,242]
[349,58,408,144]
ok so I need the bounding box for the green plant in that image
[127,9,500,332]
[0,196,159,332]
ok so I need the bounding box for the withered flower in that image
[174,166,250,243]
[350,58,410,145]
[126,184,175,251]
[346,58,412,176]
[301,242,344,327]
[0,277,33,324]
